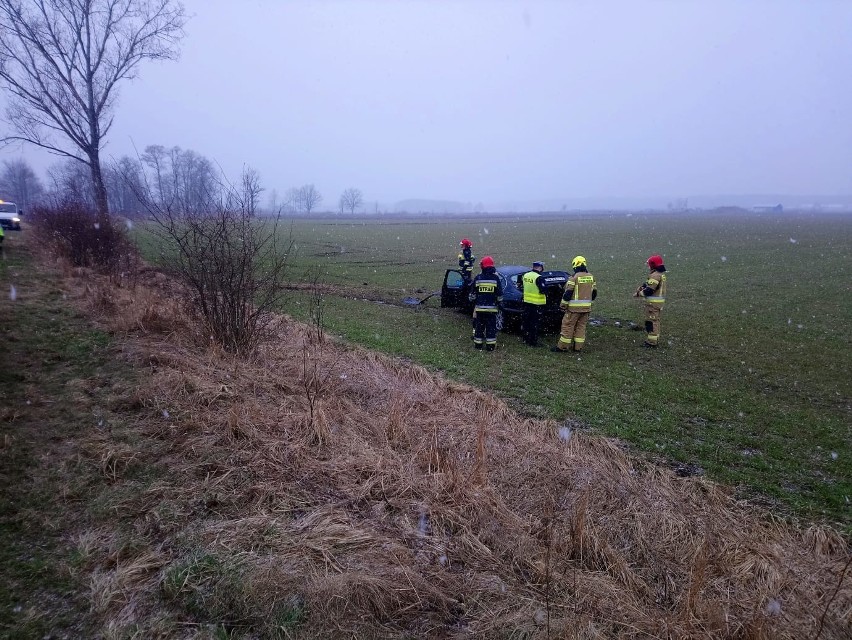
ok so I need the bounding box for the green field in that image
[144,211,852,529]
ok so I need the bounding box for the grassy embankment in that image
[142,211,851,530]
[4,222,851,638]
[0,240,134,636]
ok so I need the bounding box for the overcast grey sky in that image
[2,0,851,207]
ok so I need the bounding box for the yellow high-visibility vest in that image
[522,271,546,305]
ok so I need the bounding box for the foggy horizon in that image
[2,0,851,210]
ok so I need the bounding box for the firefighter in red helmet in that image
[458,238,475,285]
[469,255,503,351]
[634,254,667,348]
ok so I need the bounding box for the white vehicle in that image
[0,200,22,231]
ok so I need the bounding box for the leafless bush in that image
[299,270,342,441]
[30,199,138,276]
[145,182,293,355]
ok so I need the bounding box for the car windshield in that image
[0,203,17,213]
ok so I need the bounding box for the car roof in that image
[496,265,529,276]
[497,265,569,278]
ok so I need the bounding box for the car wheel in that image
[495,310,505,332]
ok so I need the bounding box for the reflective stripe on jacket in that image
[470,269,503,313]
[643,270,667,307]
[522,271,546,305]
[458,248,475,273]
[563,273,596,311]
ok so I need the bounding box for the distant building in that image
[752,204,784,213]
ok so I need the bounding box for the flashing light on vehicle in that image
[12,217,20,223]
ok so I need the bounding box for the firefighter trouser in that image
[473,312,498,347]
[644,305,662,345]
[557,311,589,351]
[522,303,543,346]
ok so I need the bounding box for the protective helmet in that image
[460,238,472,248]
[532,260,545,269]
[571,256,587,269]
[480,255,494,268]
[647,254,663,269]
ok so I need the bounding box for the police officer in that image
[552,256,597,352]
[469,256,503,351]
[458,238,475,284]
[521,261,547,346]
[634,254,667,348]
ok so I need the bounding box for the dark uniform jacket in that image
[458,247,475,277]
[469,267,503,313]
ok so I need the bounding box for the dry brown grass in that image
[62,264,852,639]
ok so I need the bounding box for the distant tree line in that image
[2,153,371,220]
[269,184,323,214]
[0,159,44,212]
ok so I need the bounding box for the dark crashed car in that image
[441,265,569,332]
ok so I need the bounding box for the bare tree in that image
[104,155,144,216]
[166,146,217,213]
[284,186,302,213]
[266,188,279,214]
[0,0,187,218]
[0,158,44,211]
[141,144,169,205]
[239,166,264,217]
[339,187,363,215]
[140,144,218,213]
[300,184,321,213]
[46,159,94,207]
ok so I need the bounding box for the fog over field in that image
[2,0,852,211]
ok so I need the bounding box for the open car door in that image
[440,269,470,308]
[540,270,569,303]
